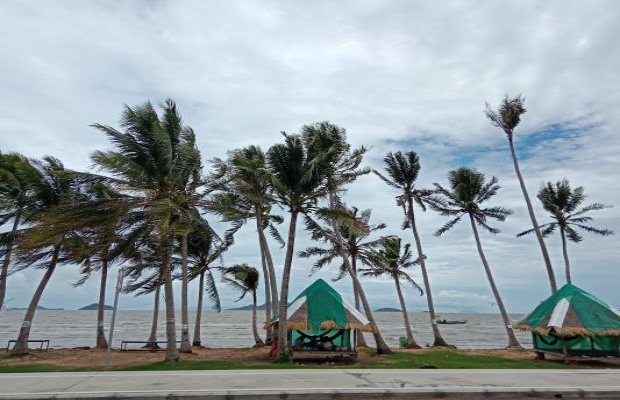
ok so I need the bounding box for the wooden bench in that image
[6,339,50,351]
[120,340,181,351]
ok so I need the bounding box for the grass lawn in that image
[0,349,578,373]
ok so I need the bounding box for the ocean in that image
[0,310,533,349]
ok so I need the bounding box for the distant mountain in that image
[79,303,113,311]
[375,307,401,312]
[8,306,64,310]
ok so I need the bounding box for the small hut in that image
[268,279,375,361]
[516,284,620,362]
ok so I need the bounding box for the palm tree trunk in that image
[406,198,449,347]
[328,192,391,354]
[560,229,571,285]
[351,255,367,347]
[161,235,179,362]
[252,291,264,347]
[179,233,191,353]
[95,255,109,349]
[508,137,557,293]
[277,210,299,359]
[192,271,205,347]
[394,277,420,349]
[256,208,279,313]
[259,245,272,345]
[0,209,21,311]
[469,215,520,348]
[146,283,161,347]
[13,243,61,355]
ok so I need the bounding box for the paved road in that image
[1,369,620,399]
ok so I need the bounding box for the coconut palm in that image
[222,264,264,347]
[266,133,330,359]
[300,122,392,355]
[431,167,520,348]
[359,236,423,348]
[208,146,283,343]
[299,206,386,347]
[185,217,234,347]
[0,152,40,311]
[518,179,614,284]
[374,150,450,347]
[91,99,202,361]
[9,156,87,354]
[485,95,557,293]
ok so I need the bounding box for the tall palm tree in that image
[431,167,520,348]
[10,157,86,354]
[0,152,39,311]
[518,179,614,284]
[485,95,557,293]
[359,236,423,349]
[299,206,386,347]
[91,99,202,361]
[208,146,283,343]
[266,133,330,359]
[300,122,392,355]
[222,264,264,347]
[374,151,449,347]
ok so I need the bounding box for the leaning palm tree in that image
[266,133,330,359]
[300,121,392,355]
[518,179,614,284]
[222,264,264,347]
[374,151,450,347]
[91,99,202,361]
[10,157,87,354]
[359,236,423,349]
[485,95,557,293]
[0,152,39,311]
[299,206,386,347]
[430,167,520,348]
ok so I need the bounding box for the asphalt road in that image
[1,369,620,399]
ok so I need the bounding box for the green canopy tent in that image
[516,284,620,361]
[267,279,375,361]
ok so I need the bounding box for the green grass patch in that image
[0,364,88,373]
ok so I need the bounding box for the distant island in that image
[79,303,113,311]
[375,307,401,312]
[228,303,266,311]
[8,306,64,311]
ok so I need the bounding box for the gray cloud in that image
[1,0,619,315]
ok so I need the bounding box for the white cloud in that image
[1,0,619,315]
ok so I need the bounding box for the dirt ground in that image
[1,346,619,369]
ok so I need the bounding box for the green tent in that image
[517,284,620,358]
[268,279,374,357]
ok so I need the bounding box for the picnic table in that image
[6,339,50,351]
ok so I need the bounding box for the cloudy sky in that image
[1,0,619,315]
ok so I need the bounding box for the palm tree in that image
[222,264,264,347]
[0,152,39,311]
[91,99,202,361]
[518,179,614,284]
[431,167,520,348]
[359,236,423,348]
[485,95,557,293]
[208,146,283,343]
[10,157,86,354]
[300,122,392,355]
[299,206,386,347]
[266,133,330,359]
[186,217,233,347]
[374,151,449,347]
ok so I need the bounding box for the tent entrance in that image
[292,329,352,352]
